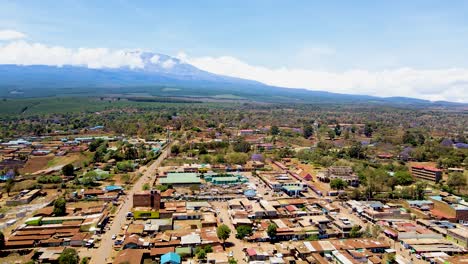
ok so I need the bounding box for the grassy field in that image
[0,96,238,116]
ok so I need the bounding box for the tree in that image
[267,223,277,240]
[226,152,249,165]
[217,224,231,249]
[236,225,253,239]
[270,125,280,135]
[233,140,251,153]
[303,124,314,139]
[334,123,342,136]
[4,178,14,196]
[414,181,427,200]
[447,172,467,194]
[142,183,150,191]
[394,171,413,186]
[228,258,238,264]
[196,248,207,259]
[171,145,180,155]
[364,124,373,137]
[0,231,4,249]
[330,178,348,190]
[62,164,74,176]
[328,129,336,140]
[59,248,79,264]
[349,225,362,238]
[89,139,104,152]
[348,141,365,159]
[53,197,67,216]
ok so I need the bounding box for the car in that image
[228,251,233,257]
[112,234,117,240]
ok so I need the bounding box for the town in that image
[0,114,466,264]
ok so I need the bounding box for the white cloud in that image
[186,55,468,103]
[0,29,26,41]
[161,59,176,69]
[0,36,466,102]
[0,40,143,68]
[176,51,188,63]
[150,54,160,64]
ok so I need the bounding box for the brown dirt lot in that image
[20,155,54,174]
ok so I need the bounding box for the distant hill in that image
[0,52,463,107]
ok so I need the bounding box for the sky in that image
[1,0,468,102]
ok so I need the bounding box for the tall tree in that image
[447,172,467,194]
[53,197,67,216]
[217,224,231,249]
[364,124,373,137]
[62,164,74,176]
[270,125,280,136]
[267,223,277,241]
[4,178,14,196]
[303,124,314,139]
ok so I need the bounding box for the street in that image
[88,142,173,264]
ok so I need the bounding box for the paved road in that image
[90,142,173,264]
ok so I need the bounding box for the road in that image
[89,142,173,264]
[211,201,248,264]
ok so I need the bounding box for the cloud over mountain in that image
[0,33,466,102]
[186,55,468,103]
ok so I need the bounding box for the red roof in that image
[412,166,442,172]
[430,209,456,220]
[246,248,257,256]
[285,205,297,212]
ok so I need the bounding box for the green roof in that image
[175,247,192,256]
[160,173,201,184]
[212,176,239,182]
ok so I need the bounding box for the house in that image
[161,252,181,264]
[207,252,229,264]
[113,249,146,264]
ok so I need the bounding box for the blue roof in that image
[244,189,256,197]
[161,252,181,264]
[105,185,123,191]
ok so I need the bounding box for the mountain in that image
[0,52,462,106]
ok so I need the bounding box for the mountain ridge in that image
[0,52,464,106]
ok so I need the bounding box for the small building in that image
[161,252,181,264]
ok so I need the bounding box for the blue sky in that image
[1,1,468,102]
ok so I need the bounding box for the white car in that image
[112,234,117,240]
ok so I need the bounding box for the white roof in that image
[303,241,315,252]
[181,233,201,245]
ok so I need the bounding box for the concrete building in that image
[411,166,442,183]
[133,190,161,210]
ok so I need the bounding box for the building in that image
[446,227,468,248]
[429,195,468,223]
[159,173,201,186]
[318,166,359,186]
[133,190,161,210]
[161,252,181,264]
[411,166,442,183]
